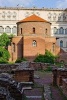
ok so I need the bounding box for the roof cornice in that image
[0,6,66,11]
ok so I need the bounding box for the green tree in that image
[0,33,10,47]
[0,46,10,63]
[0,46,10,60]
[0,33,10,63]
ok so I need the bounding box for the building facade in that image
[8,14,60,61]
[0,7,67,52]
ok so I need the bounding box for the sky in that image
[0,0,67,8]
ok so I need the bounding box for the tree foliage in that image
[0,33,10,63]
[0,46,10,60]
[0,33,10,46]
[34,50,56,64]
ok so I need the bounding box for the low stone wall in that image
[29,62,51,70]
[0,62,53,72]
[0,64,18,73]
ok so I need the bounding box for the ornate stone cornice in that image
[0,6,66,11]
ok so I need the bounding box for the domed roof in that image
[17,14,50,23]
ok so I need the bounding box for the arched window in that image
[65,28,67,34]
[5,26,11,33]
[53,27,58,34]
[12,26,17,33]
[60,40,63,47]
[33,27,35,33]
[59,27,64,34]
[32,40,37,47]
[45,28,47,34]
[0,26,4,33]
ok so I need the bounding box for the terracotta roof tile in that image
[17,14,50,23]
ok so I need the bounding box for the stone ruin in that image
[0,73,23,100]
[52,67,67,97]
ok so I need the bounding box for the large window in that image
[0,26,4,33]
[60,40,63,47]
[59,27,64,34]
[53,27,58,34]
[12,26,17,33]
[5,26,11,33]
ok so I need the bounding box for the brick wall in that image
[17,22,51,36]
[13,70,34,82]
[23,36,45,58]
[8,36,23,62]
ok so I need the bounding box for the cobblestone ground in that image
[24,71,66,100]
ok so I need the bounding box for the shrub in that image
[15,58,27,63]
[34,50,56,64]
